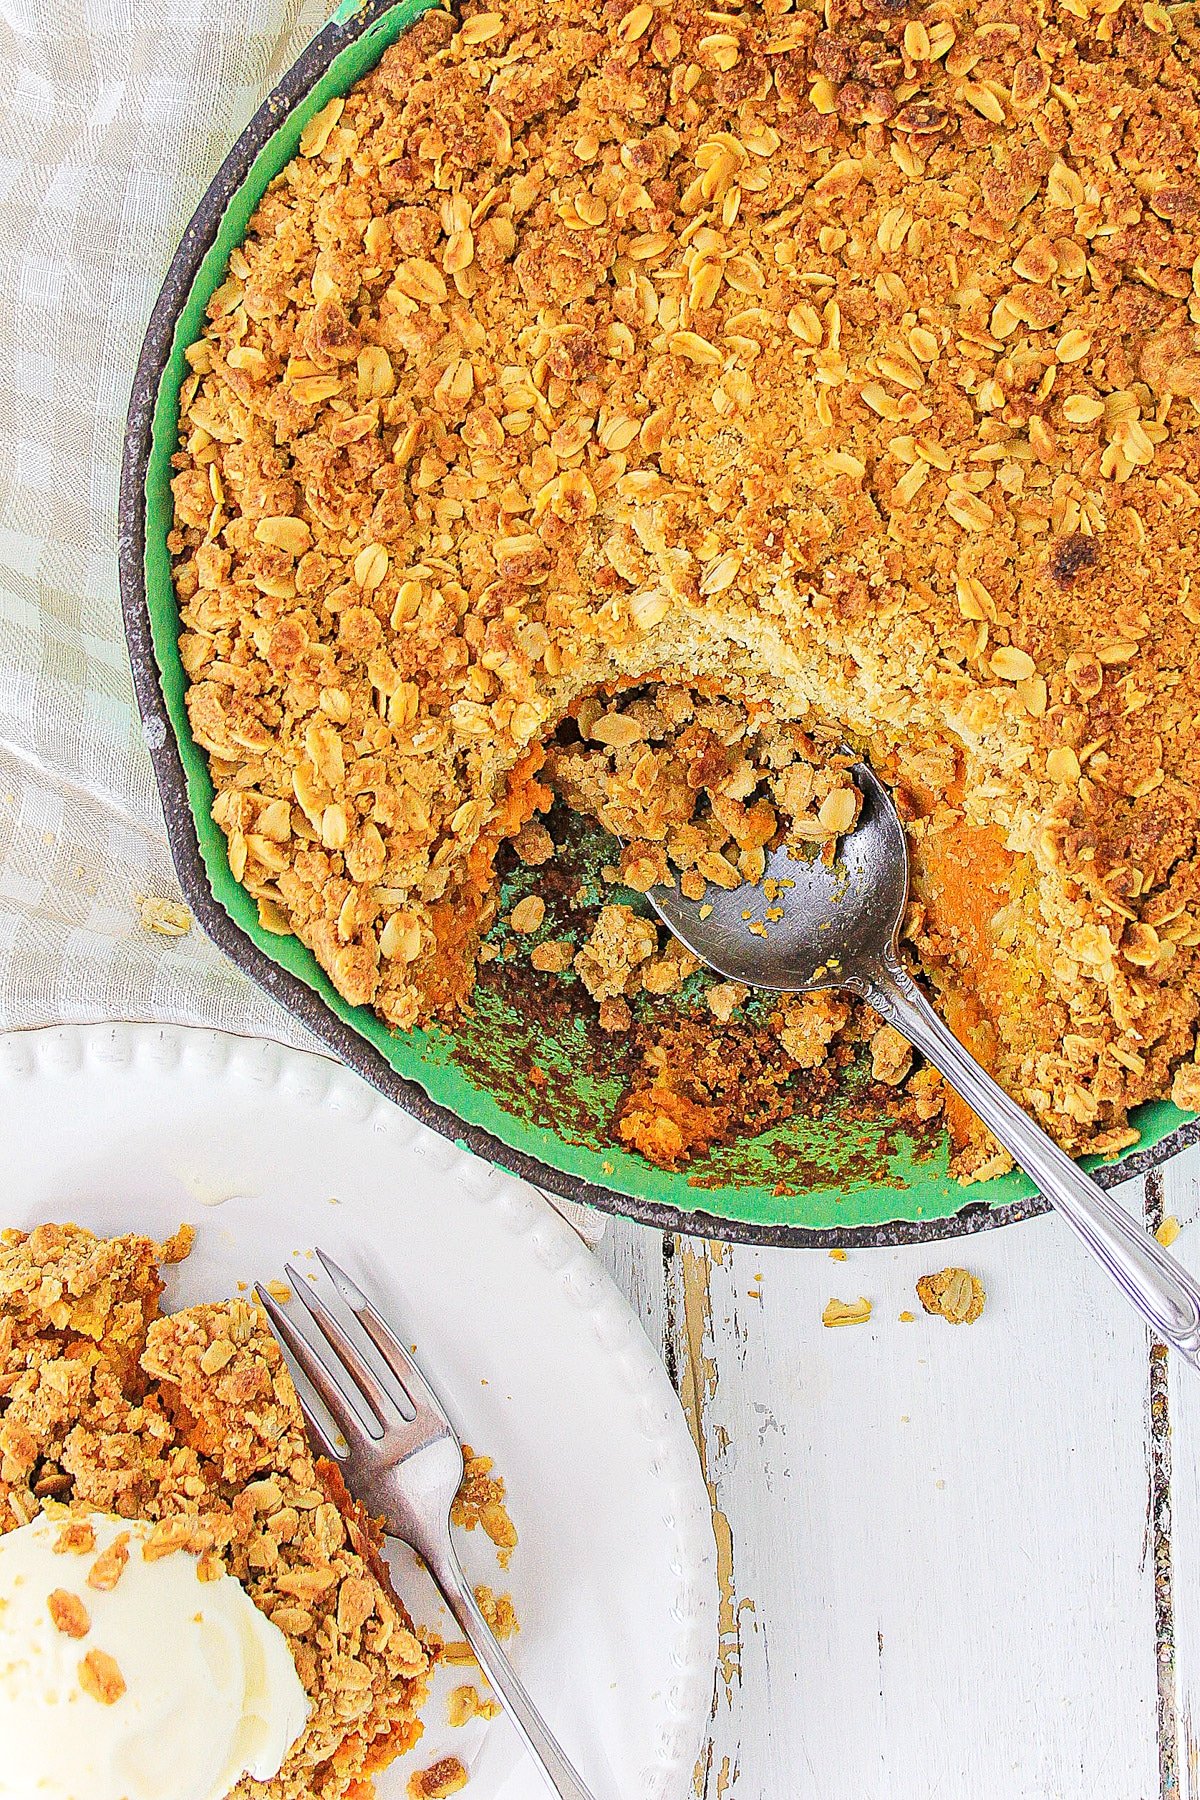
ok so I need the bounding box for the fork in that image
[256,1252,599,1800]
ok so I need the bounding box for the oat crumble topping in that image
[450,1445,518,1567]
[0,1224,435,1800]
[47,1586,90,1638]
[53,1518,96,1556]
[408,1755,470,1799]
[137,895,193,938]
[87,1532,130,1591]
[546,682,861,895]
[447,1682,502,1726]
[169,0,1200,1165]
[915,1263,986,1320]
[472,1584,519,1640]
[821,1294,873,1325]
[78,1646,126,1706]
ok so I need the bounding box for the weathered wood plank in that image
[664,1196,1163,1800]
[1158,1145,1200,1800]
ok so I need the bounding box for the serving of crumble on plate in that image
[0,1221,437,1800]
[0,1020,718,1798]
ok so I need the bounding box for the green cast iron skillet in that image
[117,0,1200,1245]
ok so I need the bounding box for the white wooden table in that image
[594,1144,1200,1800]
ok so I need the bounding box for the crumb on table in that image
[821,1296,873,1328]
[916,1267,986,1325]
[136,895,192,937]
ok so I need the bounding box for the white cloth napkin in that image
[0,0,605,1244]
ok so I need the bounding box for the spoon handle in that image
[869,957,1200,1369]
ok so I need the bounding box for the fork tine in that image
[289,1275,401,1430]
[255,1283,374,1453]
[315,1249,450,1429]
[292,1389,340,1461]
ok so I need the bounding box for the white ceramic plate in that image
[0,1023,716,1800]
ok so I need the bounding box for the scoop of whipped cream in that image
[0,1510,310,1800]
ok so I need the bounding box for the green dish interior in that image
[142,0,1194,1234]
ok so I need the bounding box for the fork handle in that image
[419,1531,600,1800]
[869,956,1200,1369]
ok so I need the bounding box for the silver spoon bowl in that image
[648,760,1200,1368]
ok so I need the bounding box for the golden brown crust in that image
[169,0,1200,1155]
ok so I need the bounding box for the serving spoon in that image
[646,759,1200,1368]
